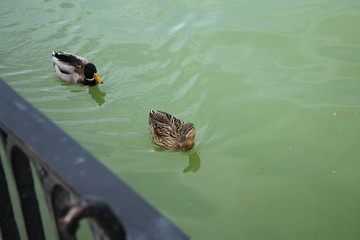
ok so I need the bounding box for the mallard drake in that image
[51,51,103,85]
[149,110,196,151]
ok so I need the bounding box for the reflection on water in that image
[183,151,201,173]
[152,146,201,173]
[88,86,106,106]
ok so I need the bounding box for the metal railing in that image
[0,78,189,240]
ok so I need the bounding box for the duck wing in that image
[159,111,185,135]
[149,110,184,137]
[52,51,87,82]
[52,51,88,66]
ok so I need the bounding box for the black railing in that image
[0,78,189,240]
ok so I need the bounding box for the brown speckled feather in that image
[149,110,196,151]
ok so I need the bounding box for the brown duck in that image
[149,110,196,151]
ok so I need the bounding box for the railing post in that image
[8,144,46,240]
[0,134,21,240]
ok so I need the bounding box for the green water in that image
[1,0,360,239]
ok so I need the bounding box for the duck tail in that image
[149,109,156,124]
[52,50,67,57]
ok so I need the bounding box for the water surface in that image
[1,0,360,239]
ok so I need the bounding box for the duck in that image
[149,109,196,151]
[51,51,103,86]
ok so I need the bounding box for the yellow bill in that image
[93,73,104,84]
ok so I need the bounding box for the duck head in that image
[177,123,196,151]
[84,63,103,84]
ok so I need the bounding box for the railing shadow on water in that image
[0,78,189,240]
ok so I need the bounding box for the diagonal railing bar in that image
[0,78,189,240]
